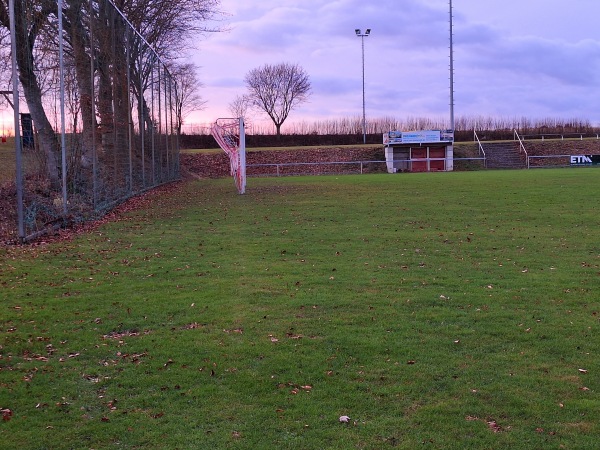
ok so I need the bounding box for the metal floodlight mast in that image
[449,0,455,132]
[355,28,370,144]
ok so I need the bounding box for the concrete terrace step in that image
[482,142,527,169]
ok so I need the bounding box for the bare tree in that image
[170,62,206,135]
[228,94,251,126]
[244,62,310,136]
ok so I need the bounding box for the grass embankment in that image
[1,169,599,449]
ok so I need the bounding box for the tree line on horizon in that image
[181,115,599,145]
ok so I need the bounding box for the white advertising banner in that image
[383,130,454,145]
[401,130,441,143]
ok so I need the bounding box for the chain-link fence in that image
[3,0,179,242]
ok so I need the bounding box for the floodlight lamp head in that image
[365,29,371,35]
[355,29,361,35]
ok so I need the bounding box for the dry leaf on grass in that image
[1,408,13,421]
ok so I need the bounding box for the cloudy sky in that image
[190,0,600,130]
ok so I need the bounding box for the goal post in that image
[211,117,246,194]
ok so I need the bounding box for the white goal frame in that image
[211,117,246,194]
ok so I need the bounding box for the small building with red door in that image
[383,130,454,173]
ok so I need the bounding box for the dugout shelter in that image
[384,130,454,173]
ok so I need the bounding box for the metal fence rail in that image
[246,158,487,176]
[247,161,383,177]
[520,133,600,141]
[528,155,574,168]
[5,0,179,242]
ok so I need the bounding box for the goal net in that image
[211,118,246,194]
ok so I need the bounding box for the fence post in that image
[58,0,68,215]
[126,26,133,194]
[90,0,97,210]
[9,0,25,241]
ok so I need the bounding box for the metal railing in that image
[520,133,600,141]
[247,160,383,176]
[528,155,571,168]
[513,130,530,169]
[246,158,486,176]
[527,155,600,169]
[473,130,487,168]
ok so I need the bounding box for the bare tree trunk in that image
[96,0,115,162]
[65,0,97,169]
[141,96,154,134]
[112,19,130,180]
[94,3,130,182]
[5,0,61,189]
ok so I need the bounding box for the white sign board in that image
[402,130,441,143]
[383,130,454,145]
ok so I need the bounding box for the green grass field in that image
[1,169,599,449]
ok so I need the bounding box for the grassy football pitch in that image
[1,168,599,449]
